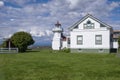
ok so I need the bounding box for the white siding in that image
[53,32,61,39]
[61,41,68,49]
[70,29,110,49]
[52,39,62,50]
[52,32,62,50]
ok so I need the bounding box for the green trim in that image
[71,48,110,53]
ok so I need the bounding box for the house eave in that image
[68,14,112,31]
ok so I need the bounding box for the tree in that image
[11,31,34,52]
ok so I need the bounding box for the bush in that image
[11,31,34,52]
[61,48,70,53]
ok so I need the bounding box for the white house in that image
[52,14,118,53]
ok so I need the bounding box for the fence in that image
[0,48,18,53]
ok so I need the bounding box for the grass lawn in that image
[0,49,120,80]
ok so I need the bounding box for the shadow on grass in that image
[25,50,40,53]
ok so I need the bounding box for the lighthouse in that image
[52,21,63,50]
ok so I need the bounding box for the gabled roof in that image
[68,14,112,30]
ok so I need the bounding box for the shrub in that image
[11,31,34,52]
[61,48,70,53]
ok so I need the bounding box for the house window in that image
[77,35,83,45]
[67,38,70,44]
[95,35,102,45]
[84,20,94,29]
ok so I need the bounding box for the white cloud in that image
[18,28,27,32]
[109,2,120,10]
[66,0,79,9]
[0,1,4,7]
[29,27,52,37]
[45,30,53,36]
[1,0,120,28]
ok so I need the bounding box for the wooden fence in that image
[0,48,18,53]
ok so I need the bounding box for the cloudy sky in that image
[0,0,120,46]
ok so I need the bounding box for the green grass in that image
[0,49,120,80]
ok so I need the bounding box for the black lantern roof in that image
[55,21,61,27]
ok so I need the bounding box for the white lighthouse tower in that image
[52,21,63,50]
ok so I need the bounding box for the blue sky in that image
[0,0,120,46]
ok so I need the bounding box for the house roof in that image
[68,14,112,30]
[113,30,120,33]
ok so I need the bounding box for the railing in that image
[0,48,18,53]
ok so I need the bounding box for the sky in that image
[0,0,120,46]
